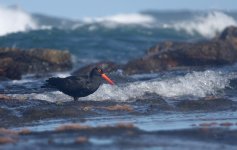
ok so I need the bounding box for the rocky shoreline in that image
[123,26,237,74]
[0,48,72,80]
[74,26,237,75]
[1,124,237,149]
[1,26,237,79]
[0,97,237,149]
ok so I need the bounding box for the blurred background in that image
[1,0,237,18]
[0,0,237,66]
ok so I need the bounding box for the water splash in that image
[0,5,38,36]
[11,70,232,102]
[171,11,237,38]
[83,13,155,25]
[83,70,232,101]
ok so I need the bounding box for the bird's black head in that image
[89,67,115,85]
[89,67,103,77]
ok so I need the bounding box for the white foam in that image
[9,91,73,102]
[0,5,38,36]
[83,13,155,27]
[172,11,237,38]
[83,70,233,101]
[8,70,233,102]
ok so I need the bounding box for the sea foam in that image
[83,70,232,101]
[172,11,237,38]
[0,5,38,36]
[9,70,233,102]
[83,13,155,27]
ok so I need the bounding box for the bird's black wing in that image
[43,75,90,92]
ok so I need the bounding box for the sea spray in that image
[0,5,38,36]
[84,70,232,101]
[8,70,234,102]
[83,13,155,25]
[171,11,237,38]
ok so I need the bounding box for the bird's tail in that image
[41,77,61,88]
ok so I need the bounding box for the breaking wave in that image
[171,11,237,38]
[79,11,237,38]
[0,5,38,36]
[84,70,232,101]
[9,70,234,102]
[83,13,155,25]
[1,7,236,39]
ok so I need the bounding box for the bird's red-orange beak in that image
[101,73,115,85]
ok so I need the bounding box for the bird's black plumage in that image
[42,67,113,101]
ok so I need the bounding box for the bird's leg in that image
[73,97,78,101]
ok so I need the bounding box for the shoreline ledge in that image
[74,26,237,75]
[0,48,72,80]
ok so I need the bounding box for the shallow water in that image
[1,67,237,149]
[2,67,237,101]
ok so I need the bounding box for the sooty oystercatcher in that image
[42,67,114,101]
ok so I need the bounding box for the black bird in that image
[42,67,115,101]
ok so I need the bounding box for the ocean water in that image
[1,6,237,149]
[0,7,237,64]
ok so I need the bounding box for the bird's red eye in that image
[98,69,102,73]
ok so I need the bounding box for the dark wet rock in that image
[0,137,16,144]
[0,124,140,149]
[74,136,88,144]
[175,98,237,111]
[1,96,236,129]
[219,122,234,127]
[0,97,237,149]
[229,78,237,89]
[0,48,72,80]
[0,128,31,145]
[55,124,91,131]
[194,121,236,127]
[72,61,120,75]
[134,93,171,113]
[0,94,11,100]
[1,125,237,149]
[0,98,148,128]
[55,123,135,132]
[0,58,22,80]
[97,104,134,112]
[157,128,237,146]
[218,26,237,42]
[123,26,237,74]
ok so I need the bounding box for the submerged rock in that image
[175,98,236,111]
[72,61,119,75]
[0,48,72,80]
[0,94,11,100]
[123,26,237,74]
[98,104,134,112]
[0,57,22,80]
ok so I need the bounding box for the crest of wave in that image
[9,70,233,102]
[171,11,237,38]
[84,70,232,101]
[0,5,38,36]
[82,13,155,28]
